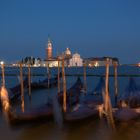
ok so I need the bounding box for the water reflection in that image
[52,92,63,128]
[1,105,140,140]
[14,119,139,140]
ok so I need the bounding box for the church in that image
[45,39,83,67]
[69,53,83,67]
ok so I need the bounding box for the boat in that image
[30,72,62,90]
[82,76,105,106]
[113,78,140,121]
[7,103,53,125]
[58,76,83,106]
[63,103,99,123]
[63,77,105,122]
[7,76,29,104]
[0,86,54,125]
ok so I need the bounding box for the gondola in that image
[82,76,105,106]
[0,77,83,125]
[63,77,105,122]
[0,86,54,125]
[30,72,62,90]
[7,76,29,104]
[58,76,83,106]
[7,103,53,125]
[113,78,140,121]
[63,103,99,122]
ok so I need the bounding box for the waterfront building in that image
[69,53,83,67]
[46,38,53,60]
[34,58,42,67]
[84,57,119,67]
[65,48,72,58]
[64,48,72,67]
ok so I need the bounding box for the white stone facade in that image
[69,53,83,67]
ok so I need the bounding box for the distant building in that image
[46,38,53,60]
[34,58,42,67]
[69,53,83,67]
[64,48,72,66]
[65,48,71,58]
[84,57,119,67]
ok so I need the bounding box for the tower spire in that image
[48,35,51,43]
[47,34,51,43]
[46,37,53,60]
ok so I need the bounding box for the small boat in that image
[63,103,99,122]
[63,77,105,122]
[58,76,83,106]
[0,86,54,125]
[119,77,140,108]
[8,76,29,104]
[7,103,53,125]
[31,72,62,90]
[113,78,140,121]
[113,107,140,122]
[82,77,105,106]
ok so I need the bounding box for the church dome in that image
[73,53,80,58]
[65,48,71,55]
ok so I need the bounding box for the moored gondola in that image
[58,76,83,106]
[113,78,140,121]
[30,72,62,90]
[7,76,29,104]
[63,77,105,122]
[0,86,54,126]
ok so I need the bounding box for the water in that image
[0,66,140,140]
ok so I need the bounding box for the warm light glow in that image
[0,86,10,111]
[88,63,92,67]
[0,61,4,65]
[94,61,99,67]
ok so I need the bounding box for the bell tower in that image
[46,38,52,59]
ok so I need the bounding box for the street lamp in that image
[0,61,4,65]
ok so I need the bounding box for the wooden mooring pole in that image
[114,62,118,106]
[1,62,5,87]
[105,58,109,112]
[20,63,24,113]
[47,62,50,88]
[105,58,116,130]
[28,64,31,99]
[83,62,87,94]
[58,59,60,94]
[62,59,67,112]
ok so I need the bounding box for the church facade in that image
[69,53,83,67]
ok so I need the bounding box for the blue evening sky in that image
[0,0,140,64]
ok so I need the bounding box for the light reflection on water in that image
[0,66,140,140]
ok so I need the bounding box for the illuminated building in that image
[65,48,71,58]
[69,53,83,67]
[64,48,72,66]
[46,38,52,60]
[84,57,119,67]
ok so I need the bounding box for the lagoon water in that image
[0,66,140,140]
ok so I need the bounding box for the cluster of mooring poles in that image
[0,57,118,130]
[81,58,118,130]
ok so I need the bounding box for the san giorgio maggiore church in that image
[41,39,83,67]
[21,38,119,67]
